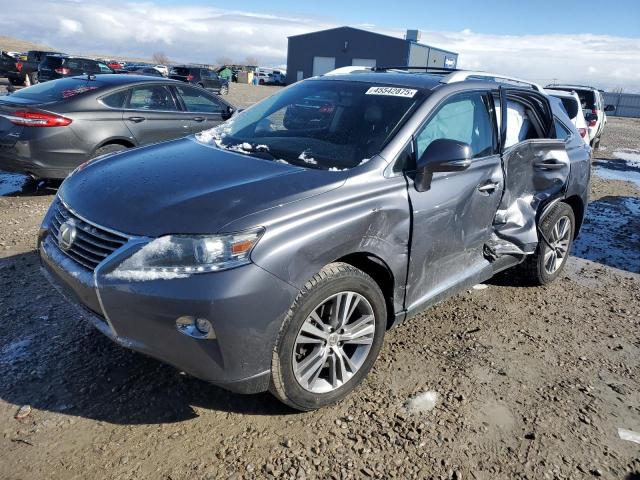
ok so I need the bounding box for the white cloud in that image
[0,0,638,91]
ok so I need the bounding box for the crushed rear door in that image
[488,88,570,256]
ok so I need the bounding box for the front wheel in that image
[519,202,575,285]
[270,262,386,411]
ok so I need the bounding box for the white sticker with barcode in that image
[365,86,418,98]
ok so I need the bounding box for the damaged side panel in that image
[489,139,570,255]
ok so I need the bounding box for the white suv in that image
[546,84,615,149]
[544,89,590,146]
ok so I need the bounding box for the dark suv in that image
[169,66,229,95]
[7,50,65,86]
[39,67,590,410]
[38,56,115,82]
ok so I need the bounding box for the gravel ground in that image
[0,80,639,480]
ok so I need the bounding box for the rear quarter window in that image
[101,89,128,108]
[554,118,572,140]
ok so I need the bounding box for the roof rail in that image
[442,71,543,92]
[546,83,598,91]
[374,66,459,73]
[324,66,373,76]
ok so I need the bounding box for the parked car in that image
[0,51,19,76]
[6,50,66,86]
[125,67,164,77]
[106,61,124,70]
[545,84,614,149]
[153,65,169,76]
[544,89,590,145]
[255,70,275,85]
[169,65,229,95]
[38,56,115,82]
[37,68,590,410]
[0,75,235,179]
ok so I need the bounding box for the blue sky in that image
[155,0,640,37]
[1,0,639,90]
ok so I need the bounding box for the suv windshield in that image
[171,67,191,76]
[196,79,425,170]
[8,78,106,102]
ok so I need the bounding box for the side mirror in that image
[221,105,235,120]
[415,138,472,192]
[604,104,615,113]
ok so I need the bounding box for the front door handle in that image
[478,182,500,194]
[127,116,145,123]
[192,116,205,122]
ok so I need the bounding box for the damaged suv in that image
[39,68,590,410]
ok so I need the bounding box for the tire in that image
[29,72,38,85]
[259,79,265,85]
[519,202,575,285]
[91,144,128,159]
[219,84,228,95]
[270,262,387,411]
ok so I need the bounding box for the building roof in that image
[288,26,457,56]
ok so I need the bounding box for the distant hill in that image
[0,35,53,53]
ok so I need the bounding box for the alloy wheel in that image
[293,292,376,393]
[544,215,571,274]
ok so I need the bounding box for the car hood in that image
[58,137,346,237]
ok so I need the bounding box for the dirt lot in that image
[0,81,639,479]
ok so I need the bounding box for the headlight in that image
[106,229,264,281]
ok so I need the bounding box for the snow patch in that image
[472,284,488,290]
[105,237,189,281]
[359,158,371,166]
[406,390,440,414]
[0,336,33,365]
[298,150,317,165]
[0,172,30,196]
[613,149,640,166]
[618,428,640,445]
[194,119,235,147]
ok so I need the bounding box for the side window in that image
[554,118,571,140]
[176,86,224,113]
[101,90,128,109]
[127,85,177,111]
[415,91,495,160]
[200,69,209,78]
[97,62,112,73]
[83,61,100,73]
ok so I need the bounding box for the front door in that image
[173,85,226,133]
[123,84,190,144]
[404,90,503,311]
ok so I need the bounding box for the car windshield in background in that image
[8,78,106,102]
[197,80,425,170]
[171,67,190,76]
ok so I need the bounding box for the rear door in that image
[490,88,570,254]
[404,90,504,310]
[122,84,190,144]
[172,85,228,132]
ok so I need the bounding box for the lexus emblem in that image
[58,220,77,251]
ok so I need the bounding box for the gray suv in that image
[39,68,590,410]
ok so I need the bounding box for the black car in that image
[0,75,235,179]
[0,51,19,76]
[38,56,115,82]
[7,50,65,86]
[169,66,229,95]
[123,67,163,77]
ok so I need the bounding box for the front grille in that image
[49,200,129,271]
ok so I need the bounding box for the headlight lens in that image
[107,229,264,281]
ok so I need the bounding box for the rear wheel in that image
[270,262,386,411]
[91,144,128,159]
[29,72,39,85]
[219,84,228,95]
[519,202,575,285]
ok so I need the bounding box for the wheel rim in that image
[293,291,376,394]
[543,215,571,274]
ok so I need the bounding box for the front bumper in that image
[38,226,299,394]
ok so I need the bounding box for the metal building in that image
[603,91,640,118]
[286,26,458,85]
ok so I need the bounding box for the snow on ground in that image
[0,172,31,196]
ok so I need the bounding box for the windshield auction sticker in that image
[365,86,418,98]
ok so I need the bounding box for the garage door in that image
[352,58,377,68]
[312,56,336,76]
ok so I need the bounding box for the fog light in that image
[176,316,216,339]
[195,318,211,335]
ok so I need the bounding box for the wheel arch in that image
[334,252,396,330]
[95,137,136,151]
